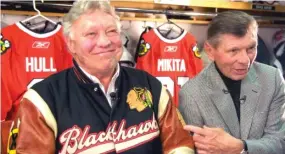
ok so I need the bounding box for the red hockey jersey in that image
[136,28,203,106]
[1,22,73,120]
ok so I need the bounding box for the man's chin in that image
[98,62,118,72]
[231,74,247,81]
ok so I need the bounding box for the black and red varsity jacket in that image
[7,61,194,154]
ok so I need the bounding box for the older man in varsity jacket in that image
[5,1,194,154]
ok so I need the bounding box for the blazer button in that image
[94,87,98,92]
[240,95,247,104]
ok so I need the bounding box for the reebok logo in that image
[32,41,50,48]
[164,46,177,52]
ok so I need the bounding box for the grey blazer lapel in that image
[206,63,240,137]
[240,66,261,139]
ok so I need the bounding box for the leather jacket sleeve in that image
[158,86,195,154]
[8,89,56,154]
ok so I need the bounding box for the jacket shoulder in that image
[29,68,73,109]
[32,68,73,90]
[253,62,278,75]
[252,62,281,85]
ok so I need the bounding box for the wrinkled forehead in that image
[217,24,258,47]
[69,10,120,38]
[78,9,117,25]
[218,34,257,50]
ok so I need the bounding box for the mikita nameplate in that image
[252,4,275,11]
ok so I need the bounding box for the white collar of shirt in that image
[79,64,120,107]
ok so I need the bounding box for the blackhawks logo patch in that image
[127,87,152,112]
[192,44,201,58]
[0,34,11,55]
[138,39,150,57]
[7,119,20,154]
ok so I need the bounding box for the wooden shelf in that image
[2,10,285,28]
[121,17,210,24]
[275,5,285,12]
[188,0,285,12]
[111,0,285,13]
[2,10,65,17]
[188,0,251,10]
[111,1,184,10]
[121,17,285,27]
[2,0,285,27]
[111,0,153,2]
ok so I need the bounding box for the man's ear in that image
[64,34,76,54]
[204,41,214,61]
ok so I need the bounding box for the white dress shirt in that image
[79,64,120,107]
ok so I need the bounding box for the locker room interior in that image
[1,0,285,119]
[1,1,285,153]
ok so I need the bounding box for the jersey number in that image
[156,77,189,96]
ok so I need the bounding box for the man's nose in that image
[97,33,111,47]
[237,50,250,65]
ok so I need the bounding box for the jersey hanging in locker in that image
[135,28,203,106]
[1,22,73,120]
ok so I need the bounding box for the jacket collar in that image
[72,59,120,86]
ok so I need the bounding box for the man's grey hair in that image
[207,11,258,48]
[62,0,121,38]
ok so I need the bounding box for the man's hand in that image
[184,125,243,154]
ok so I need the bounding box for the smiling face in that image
[206,23,258,80]
[67,10,122,75]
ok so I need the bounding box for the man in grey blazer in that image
[179,11,285,154]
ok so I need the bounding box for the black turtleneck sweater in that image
[215,63,242,122]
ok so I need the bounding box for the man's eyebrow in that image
[106,25,118,29]
[226,46,240,51]
[247,42,257,48]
